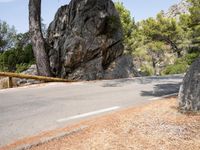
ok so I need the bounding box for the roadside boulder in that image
[178,57,200,112]
[47,0,138,80]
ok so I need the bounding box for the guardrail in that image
[0,72,76,88]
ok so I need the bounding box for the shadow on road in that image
[101,75,183,87]
[141,83,181,97]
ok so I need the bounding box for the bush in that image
[140,64,154,76]
[162,60,188,75]
[0,44,35,72]
[162,51,200,75]
[15,63,31,73]
[184,52,200,65]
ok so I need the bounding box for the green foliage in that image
[16,63,32,73]
[130,14,181,75]
[139,13,182,57]
[163,63,188,75]
[162,59,189,75]
[162,49,200,75]
[0,25,34,73]
[0,44,35,72]
[0,20,17,52]
[140,64,155,76]
[130,1,199,76]
[188,0,200,24]
[115,2,136,53]
[187,0,200,51]
[184,52,200,65]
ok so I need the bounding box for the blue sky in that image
[0,0,181,33]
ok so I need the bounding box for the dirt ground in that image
[2,97,200,150]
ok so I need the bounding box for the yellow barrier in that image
[0,72,76,88]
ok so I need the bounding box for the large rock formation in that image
[47,0,138,80]
[178,57,200,112]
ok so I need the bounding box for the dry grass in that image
[1,98,200,150]
[31,98,200,150]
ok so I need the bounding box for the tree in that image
[115,2,136,54]
[29,0,51,76]
[132,14,182,75]
[0,20,16,52]
[140,13,183,57]
[188,0,200,53]
[178,1,200,61]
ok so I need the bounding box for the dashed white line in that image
[57,106,120,123]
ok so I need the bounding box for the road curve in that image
[0,75,183,146]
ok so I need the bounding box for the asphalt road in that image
[0,75,183,146]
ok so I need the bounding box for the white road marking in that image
[57,106,120,123]
[148,93,178,101]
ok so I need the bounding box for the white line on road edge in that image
[148,93,178,101]
[57,106,120,123]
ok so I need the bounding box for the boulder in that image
[67,55,140,80]
[103,55,141,79]
[47,0,138,80]
[17,65,41,85]
[178,57,200,112]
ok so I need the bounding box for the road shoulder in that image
[1,96,199,150]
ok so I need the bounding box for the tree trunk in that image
[29,0,51,76]
[178,57,200,112]
[153,34,182,58]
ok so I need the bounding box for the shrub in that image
[162,60,188,75]
[0,44,34,72]
[184,52,200,65]
[140,64,154,76]
[15,63,31,73]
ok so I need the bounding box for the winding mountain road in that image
[0,75,183,146]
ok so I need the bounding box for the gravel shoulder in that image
[1,97,199,150]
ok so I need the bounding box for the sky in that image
[0,0,181,33]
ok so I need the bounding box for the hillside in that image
[164,0,190,19]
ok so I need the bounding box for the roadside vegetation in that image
[115,0,200,76]
[0,23,35,73]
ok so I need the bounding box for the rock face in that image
[178,57,200,112]
[164,0,190,19]
[47,0,138,80]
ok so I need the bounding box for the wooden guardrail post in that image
[0,72,77,89]
[8,77,13,88]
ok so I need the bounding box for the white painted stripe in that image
[57,106,120,123]
[148,93,178,101]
